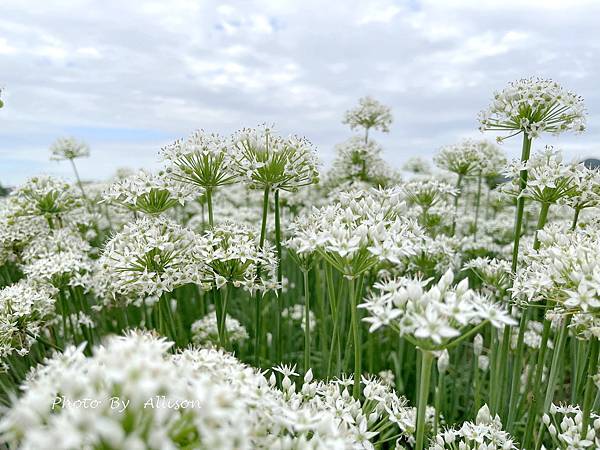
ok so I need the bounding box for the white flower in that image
[360,269,515,349]
[479,77,586,140]
[0,281,55,359]
[343,96,393,134]
[191,312,248,346]
[49,137,90,161]
[99,216,208,303]
[161,130,238,189]
[102,169,198,215]
[230,124,319,192]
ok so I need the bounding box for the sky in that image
[1,0,600,186]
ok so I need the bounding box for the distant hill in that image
[583,158,600,169]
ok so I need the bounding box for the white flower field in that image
[0,79,599,449]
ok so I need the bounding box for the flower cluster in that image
[198,221,278,294]
[49,137,90,161]
[231,125,319,192]
[191,312,248,347]
[99,216,207,303]
[343,96,393,134]
[327,136,400,188]
[8,176,82,222]
[102,170,197,215]
[0,331,375,449]
[0,281,55,360]
[360,269,515,348]
[429,405,517,449]
[502,147,577,203]
[478,77,586,140]
[160,130,238,189]
[543,404,600,449]
[20,227,93,289]
[511,223,600,315]
[282,304,315,332]
[287,188,423,277]
[434,140,485,177]
[403,156,432,175]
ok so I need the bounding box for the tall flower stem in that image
[69,158,88,200]
[580,337,599,440]
[506,310,528,429]
[303,269,311,372]
[349,276,361,399]
[473,171,483,240]
[450,174,464,236]
[513,202,552,441]
[415,349,434,450]
[571,207,581,231]
[205,188,214,228]
[511,132,533,272]
[533,203,550,251]
[255,186,270,367]
[216,285,229,348]
[522,314,552,448]
[274,189,283,363]
[501,132,533,418]
[533,315,572,450]
[326,264,341,378]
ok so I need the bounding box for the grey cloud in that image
[0,0,599,186]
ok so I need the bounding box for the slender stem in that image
[581,337,599,439]
[511,132,532,274]
[25,330,63,352]
[274,189,283,363]
[543,316,571,413]
[217,285,228,348]
[571,207,581,231]
[205,188,214,228]
[503,132,533,424]
[474,171,483,241]
[507,310,528,431]
[255,186,270,367]
[349,277,361,399]
[522,316,553,449]
[415,350,434,450]
[533,203,550,251]
[451,174,463,236]
[326,264,340,378]
[303,269,311,372]
[69,158,88,200]
[434,371,444,436]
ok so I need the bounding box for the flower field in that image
[0,78,599,449]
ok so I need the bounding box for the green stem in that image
[349,277,361,399]
[415,350,434,450]
[543,316,571,413]
[522,315,553,449]
[69,158,88,202]
[217,285,229,348]
[507,310,528,431]
[571,207,581,231]
[581,337,599,439]
[451,174,463,236]
[205,188,214,228]
[303,269,311,372]
[274,189,283,363]
[255,186,270,367]
[511,132,532,274]
[533,203,550,251]
[434,372,444,436]
[473,171,483,241]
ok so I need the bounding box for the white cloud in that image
[0,0,599,186]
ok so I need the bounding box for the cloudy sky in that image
[1,0,599,185]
